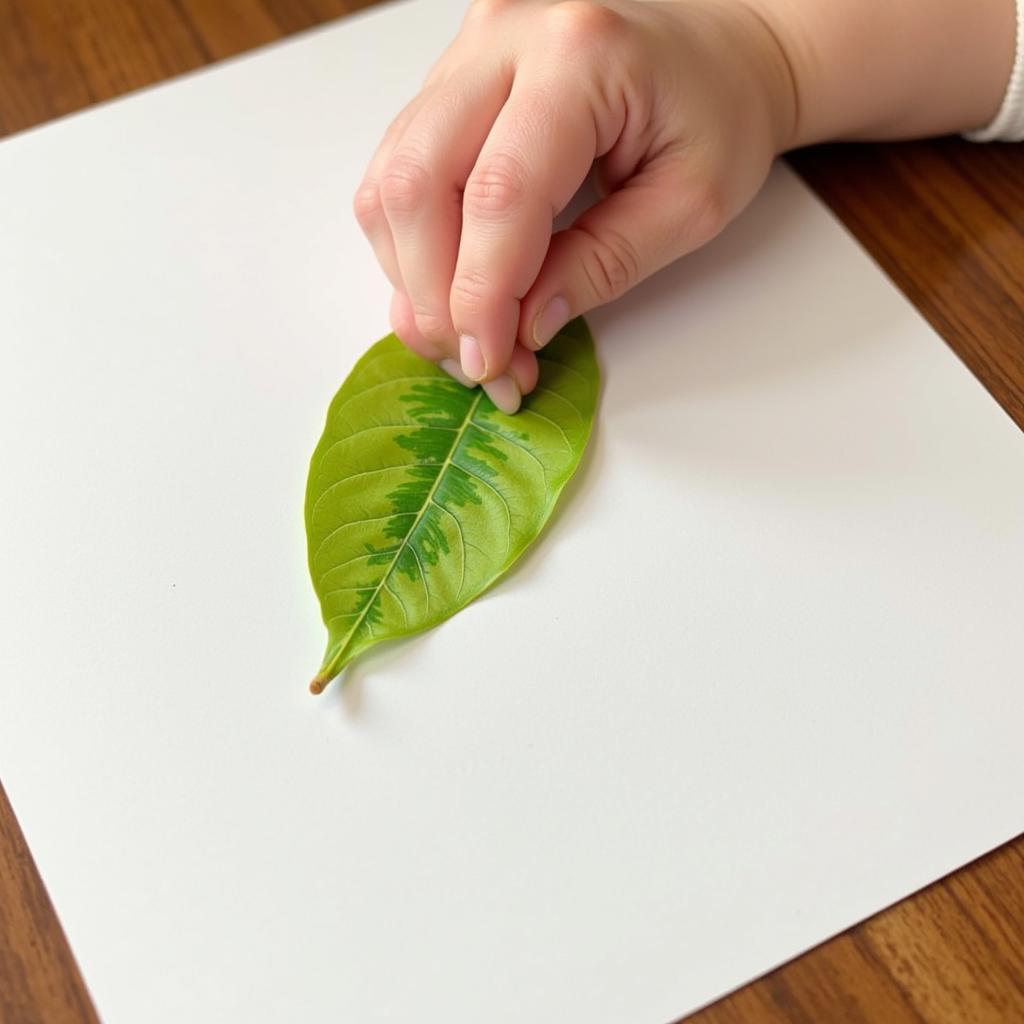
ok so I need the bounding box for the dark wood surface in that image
[1,3,1022,1022]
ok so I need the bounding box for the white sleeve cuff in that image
[964,0,1024,142]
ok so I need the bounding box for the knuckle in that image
[580,226,641,302]
[450,269,490,315]
[412,306,451,342]
[352,182,383,226]
[389,304,415,343]
[380,154,432,216]
[688,181,728,243]
[548,1,625,51]
[466,0,513,21]
[463,152,528,221]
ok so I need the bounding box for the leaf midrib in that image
[315,387,485,684]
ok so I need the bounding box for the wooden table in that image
[1,3,1022,1021]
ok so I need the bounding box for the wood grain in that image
[0,782,98,1024]
[1,3,1022,1022]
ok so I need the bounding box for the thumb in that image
[518,160,727,351]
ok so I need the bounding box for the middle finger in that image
[379,64,514,360]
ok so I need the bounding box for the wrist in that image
[747,0,1017,146]
[657,0,801,155]
[729,0,801,154]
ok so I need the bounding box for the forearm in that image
[749,0,1017,148]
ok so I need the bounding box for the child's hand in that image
[354,0,1012,412]
[353,0,796,411]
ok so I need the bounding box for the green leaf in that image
[304,317,599,692]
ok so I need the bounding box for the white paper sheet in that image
[1,3,1022,1021]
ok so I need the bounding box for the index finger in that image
[449,76,599,385]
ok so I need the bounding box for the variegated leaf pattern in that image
[305,317,598,692]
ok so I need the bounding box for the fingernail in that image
[459,334,486,381]
[439,359,479,388]
[483,374,521,415]
[531,296,570,350]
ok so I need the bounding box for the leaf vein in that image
[450,461,512,558]
[384,576,409,628]
[430,498,467,599]
[312,512,415,567]
[309,461,441,519]
[315,424,459,468]
[531,386,585,421]
[538,356,590,385]
[316,547,402,587]
[467,420,548,485]
[319,584,378,601]
[328,375,454,424]
[518,408,572,452]
[409,543,431,617]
